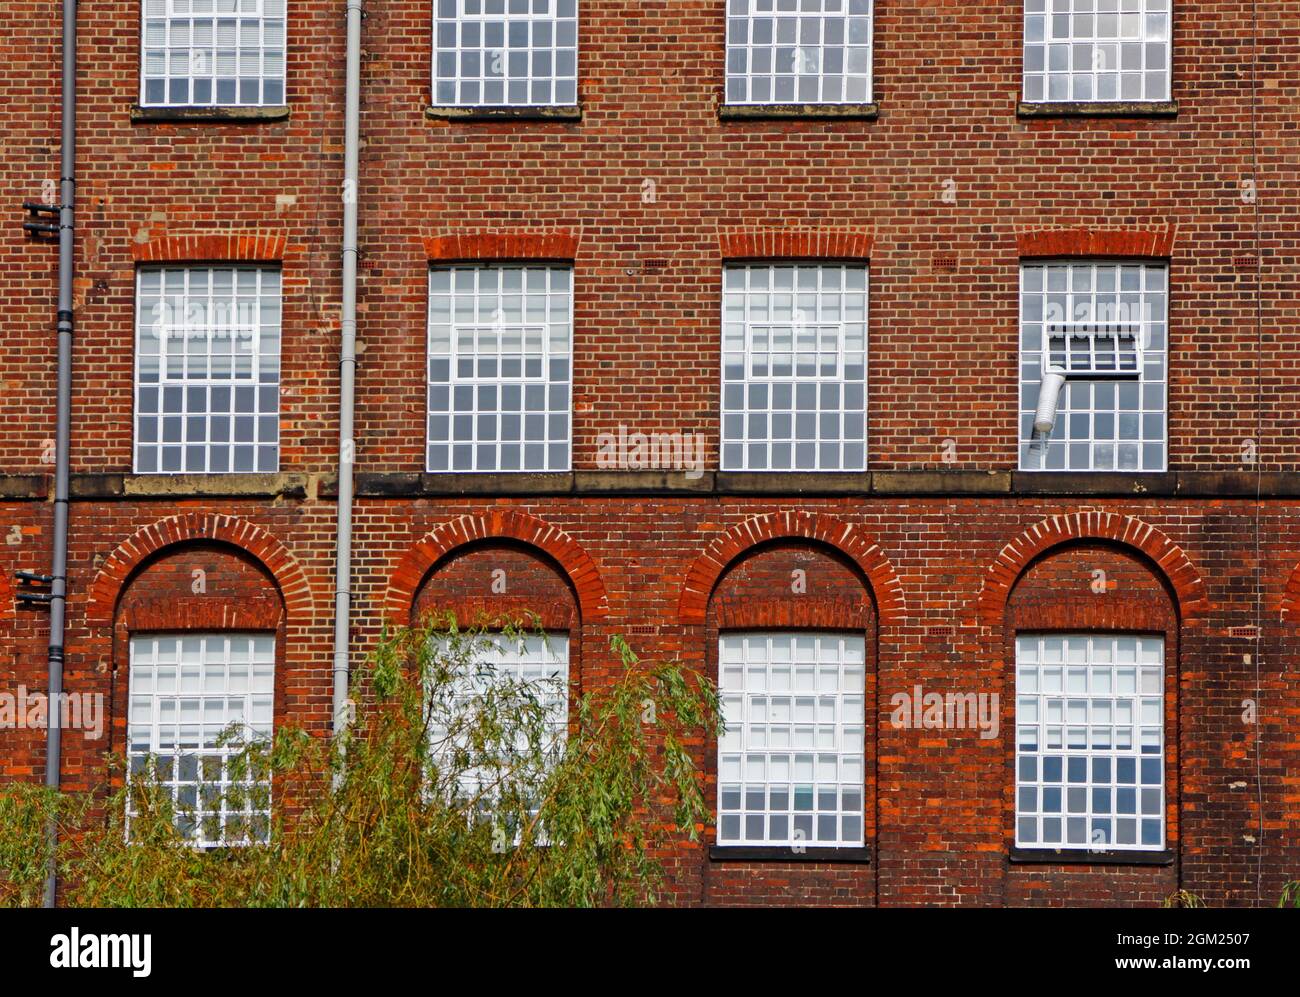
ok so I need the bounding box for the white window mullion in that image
[717,633,866,848]
[722,263,867,473]
[427,264,573,473]
[1015,634,1165,852]
[135,266,281,475]
[1023,0,1171,104]
[127,633,275,847]
[430,633,570,829]
[1020,260,1167,472]
[141,0,287,108]
[433,0,579,108]
[725,0,874,106]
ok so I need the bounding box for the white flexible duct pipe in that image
[1033,370,1066,435]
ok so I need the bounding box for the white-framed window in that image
[141,0,287,108]
[135,266,281,475]
[1023,0,1171,103]
[431,633,569,820]
[717,633,866,848]
[127,634,275,846]
[1020,261,1167,471]
[722,264,867,472]
[1015,634,1165,852]
[725,0,873,106]
[433,0,579,108]
[427,264,572,473]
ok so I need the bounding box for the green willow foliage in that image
[0,616,720,908]
[1162,885,1300,909]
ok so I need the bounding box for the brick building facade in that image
[1,0,1297,905]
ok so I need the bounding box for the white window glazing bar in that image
[135,266,281,475]
[141,0,287,108]
[127,633,275,847]
[1015,633,1165,852]
[717,633,866,848]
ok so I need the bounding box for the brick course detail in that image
[422,229,582,262]
[129,230,290,263]
[1015,226,1178,260]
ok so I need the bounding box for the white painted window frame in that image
[432,0,579,108]
[427,264,573,474]
[1022,0,1172,104]
[127,633,275,847]
[429,633,570,836]
[717,633,867,849]
[721,263,868,473]
[1019,260,1168,472]
[1014,633,1166,852]
[724,0,874,106]
[134,266,281,475]
[140,0,288,108]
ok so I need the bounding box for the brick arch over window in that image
[678,512,905,626]
[1015,226,1177,260]
[413,541,579,632]
[85,514,314,626]
[385,511,609,624]
[1005,543,1178,634]
[130,229,288,263]
[976,514,1208,628]
[709,540,876,631]
[717,226,874,261]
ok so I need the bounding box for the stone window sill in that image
[1013,471,1175,496]
[131,105,291,124]
[70,472,310,500]
[719,102,878,121]
[1017,100,1178,119]
[425,104,582,122]
[1010,847,1175,866]
[709,845,871,864]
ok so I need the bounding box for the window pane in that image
[717,632,866,848]
[725,0,874,105]
[1014,634,1165,852]
[140,1,286,107]
[428,264,572,472]
[127,633,275,847]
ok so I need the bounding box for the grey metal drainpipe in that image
[332,0,362,757]
[44,0,78,909]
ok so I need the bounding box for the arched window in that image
[1005,541,1177,872]
[414,540,579,816]
[1015,633,1165,852]
[718,631,866,848]
[113,541,284,847]
[704,539,876,888]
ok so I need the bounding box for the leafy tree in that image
[0,616,719,908]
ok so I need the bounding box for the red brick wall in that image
[0,1,1296,907]
[356,0,1295,472]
